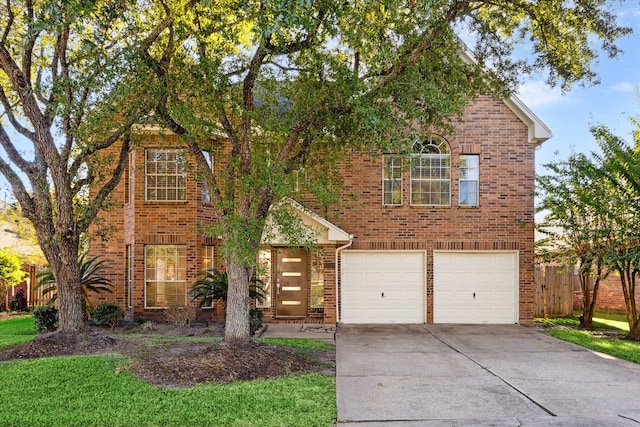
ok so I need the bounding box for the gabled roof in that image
[459,49,552,145]
[262,198,352,245]
[503,96,552,145]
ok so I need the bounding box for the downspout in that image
[335,235,354,325]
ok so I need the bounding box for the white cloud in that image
[516,81,566,109]
[610,81,635,93]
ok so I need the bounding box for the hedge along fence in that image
[534,265,575,318]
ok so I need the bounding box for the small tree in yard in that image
[536,154,612,329]
[0,250,26,311]
[0,1,169,332]
[134,0,629,342]
[590,124,640,340]
[538,120,640,340]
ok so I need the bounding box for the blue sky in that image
[518,4,640,174]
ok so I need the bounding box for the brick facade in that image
[89,95,544,325]
[573,274,640,313]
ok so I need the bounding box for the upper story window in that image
[145,149,187,202]
[459,155,479,206]
[201,151,213,204]
[410,135,451,206]
[382,155,403,206]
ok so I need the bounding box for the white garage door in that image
[341,251,425,324]
[433,251,518,324]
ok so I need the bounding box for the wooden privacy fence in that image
[534,265,576,318]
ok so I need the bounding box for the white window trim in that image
[144,244,187,309]
[382,155,403,206]
[459,154,479,206]
[409,153,451,206]
[409,136,451,206]
[144,148,188,202]
[200,245,215,309]
[201,151,213,205]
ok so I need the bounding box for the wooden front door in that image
[275,248,308,317]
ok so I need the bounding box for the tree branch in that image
[368,0,471,98]
[0,85,36,140]
[77,132,131,233]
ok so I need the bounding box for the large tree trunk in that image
[37,227,86,333]
[224,259,251,342]
[54,258,85,333]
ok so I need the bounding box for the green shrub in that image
[250,309,263,336]
[32,306,58,332]
[91,303,124,329]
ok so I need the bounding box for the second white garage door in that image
[433,251,518,324]
[341,251,425,324]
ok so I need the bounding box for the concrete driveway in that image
[336,324,640,426]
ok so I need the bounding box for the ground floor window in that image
[145,245,186,308]
[311,250,324,309]
[199,245,215,308]
[126,245,132,309]
[257,248,272,308]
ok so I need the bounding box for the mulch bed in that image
[0,323,335,388]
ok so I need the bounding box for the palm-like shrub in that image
[189,268,266,308]
[36,254,114,317]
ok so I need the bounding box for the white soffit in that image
[460,48,552,146]
[503,96,553,145]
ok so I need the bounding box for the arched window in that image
[410,135,451,205]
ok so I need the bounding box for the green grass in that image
[0,316,37,349]
[259,337,335,353]
[0,318,336,425]
[539,311,640,365]
[0,354,336,426]
[547,329,640,364]
[537,312,630,332]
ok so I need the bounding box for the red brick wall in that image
[573,274,640,313]
[90,95,537,324]
[90,134,220,322]
[327,96,536,324]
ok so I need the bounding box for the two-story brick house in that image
[89,94,550,326]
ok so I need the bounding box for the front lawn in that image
[538,312,640,365]
[0,318,336,426]
[0,354,335,426]
[0,316,37,349]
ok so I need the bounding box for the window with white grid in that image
[410,136,451,206]
[145,149,187,201]
[382,155,403,205]
[144,245,186,308]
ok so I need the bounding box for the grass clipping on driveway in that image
[0,318,336,426]
[537,312,640,365]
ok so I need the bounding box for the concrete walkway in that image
[336,324,640,426]
[258,323,336,342]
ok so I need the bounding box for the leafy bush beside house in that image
[189,268,266,308]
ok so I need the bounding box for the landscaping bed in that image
[0,320,335,388]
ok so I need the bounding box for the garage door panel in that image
[341,251,425,324]
[434,252,518,324]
